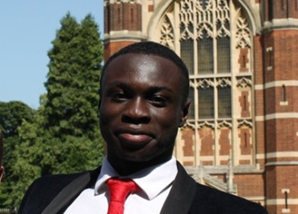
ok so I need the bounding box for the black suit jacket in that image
[18,162,268,214]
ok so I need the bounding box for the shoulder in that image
[29,171,88,190]
[18,168,99,214]
[26,171,88,197]
[189,183,268,214]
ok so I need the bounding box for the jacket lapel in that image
[41,167,100,214]
[40,163,196,214]
[160,162,197,214]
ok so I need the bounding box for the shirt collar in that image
[94,156,178,200]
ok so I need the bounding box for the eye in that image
[149,95,168,107]
[110,91,128,102]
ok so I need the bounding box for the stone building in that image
[103,1,298,213]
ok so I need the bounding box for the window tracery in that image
[159,0,253,166]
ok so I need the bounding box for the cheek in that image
[99,108,117,142]
[153,108,181,128]
[99,102,119,123]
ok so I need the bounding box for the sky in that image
[0,0,104,109]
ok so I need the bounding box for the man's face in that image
[99,53,189,166]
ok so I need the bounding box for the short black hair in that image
[0,130,3,165]
[100,41,190,102]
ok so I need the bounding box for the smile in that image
[118,132,153,149]
[119,133,151,142]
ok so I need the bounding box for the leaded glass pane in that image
[217,37,231,73]
[188,86,195,119]
[181,39,194,75]
[199,86,214,118]
[218,86,231,118]
[198,32,213,74]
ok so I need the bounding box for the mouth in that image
[117,130,153,149]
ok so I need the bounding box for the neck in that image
[107,154,172,176]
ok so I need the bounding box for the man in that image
[18,42,268,214]
[0,130,4,182]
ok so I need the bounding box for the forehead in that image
[102,53,183,84]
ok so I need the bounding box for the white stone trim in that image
[264,18,298,31]
[255,81,298,90]
[267,152,298,159]
[104,30,146,41]
[265,81,298,88]
[282,208,290,213]
[254,84,264,90]
[266,198,298,205]
[255,113,298,121]
[255,116,264,121]
[256,154,265,159]
[265,113,298,120]
[266,161,298,166]
[244,196,265,202]
[280,101,288,106]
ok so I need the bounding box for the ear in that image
[179,98,191,127]
[0,166,4,182]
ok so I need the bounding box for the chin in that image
[121,153,153,163]
[121,151,170,166]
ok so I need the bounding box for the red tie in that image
[106,178,140,214]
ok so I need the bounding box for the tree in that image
[42,13,104,174]
[4,13,104,207]
[0,101,35,207]
[0,101,35,138]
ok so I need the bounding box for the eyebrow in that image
[105,81,174,94]
[147,85,173,94]
[105,81,130,90]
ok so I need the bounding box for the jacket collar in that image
[41,167,101,214]
[41,162,197,214]
[160,161,197,214]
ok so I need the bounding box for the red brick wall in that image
[266,118,298,153]
[255,121,266,169]
[288,1,298,18]
[266,165,298,214]
[199,127,214,157]
[265,86,298,114]
[238,48,249,72]
[181,128,195,157]
[265,0,298,20]
[239,91,251,117]
[263,0,271,22]
[239,128,252,156]
[235,174,265,199]
[253,33,266,169]
[254,35,264,85]
[104,2,141,32]
[263,31,298,83]
[219,128,231,156]
[104,41,136,61]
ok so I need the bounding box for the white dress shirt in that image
[64,156,178,214]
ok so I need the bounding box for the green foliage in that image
[0,13,104,208]
[0,101,35,138]
[6,119,42,206]
[42,12,104,174]
[0,101,35,207]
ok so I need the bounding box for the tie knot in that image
[106,178,140,214]
[106,178,139,203]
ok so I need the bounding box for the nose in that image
[122,97,150,124]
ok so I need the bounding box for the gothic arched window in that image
[159,0,253,166]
